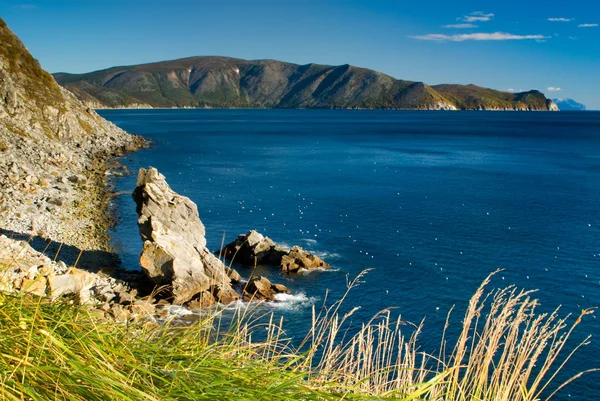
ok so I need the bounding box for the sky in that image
[1,0,599,109]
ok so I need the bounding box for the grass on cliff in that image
[0,271,595,401]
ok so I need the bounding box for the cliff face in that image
[54,56,557,111]
[432,84,559,111]
[0,18,144,249]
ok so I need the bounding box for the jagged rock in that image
[110,304,131,322]
[117,290,137,305]
[220,230,330,273]
[243,275,290,302]
[0,235,137,308]
[187,291,216,310]
[226,267,242,283]
[131,299,156,315]
[133,167,242,305]
[47,267,95,303]
[186,291,217,310]
[281,246,329,273]
[20,278,46,297]
[211,284,240,305]
[220,230,287,266]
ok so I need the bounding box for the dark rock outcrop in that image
[219,230,288,266]
[133,167,241,305]
[220,230,330,273]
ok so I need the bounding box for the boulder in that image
[187,291,216,310]
[20,278,46,297]
[0,235,135,307]
[211,284,240,305]
[47,267,95,303]
[281,246,329,273]
[220,231,330,273]
[243,275,290,302]
[133,167,242,305]
[219,230,287,266]
[131,299,156,315]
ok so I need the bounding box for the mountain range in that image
[53,57,559,111]
[552,98,587,111]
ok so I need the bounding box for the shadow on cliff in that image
[0,228,154,294]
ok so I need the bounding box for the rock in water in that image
[243,275,290,302]
[219,230,288,266]
[133,167,240,304]
[281,246,329,273]
[220,230,330,272]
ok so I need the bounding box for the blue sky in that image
[2,0,599,109]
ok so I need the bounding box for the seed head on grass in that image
[0,269,596,400]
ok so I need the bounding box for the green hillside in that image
[54,57,558,111]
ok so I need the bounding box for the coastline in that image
[95,106,561,112]
[0,130,148,253]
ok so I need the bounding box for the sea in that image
[99,109,600,399]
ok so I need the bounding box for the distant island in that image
[553,98,587,111]
[53,56,559,111]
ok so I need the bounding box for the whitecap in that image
[299,267,341,274]
[223,299,249,311]
[312,250,341,259]
[277,242,291,251]
[267,292,317,310]
[160,305,195,317]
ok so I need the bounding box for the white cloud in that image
[547,87,562,92]
[444,23,478,29]
[548,18,573,22]
[507,88,516,92]
[462,11,494,22]
[579,23,598,27]
[410,32,550,42]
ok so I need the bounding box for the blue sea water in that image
[99,109,600,399]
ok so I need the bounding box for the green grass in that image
[0,271,595,400]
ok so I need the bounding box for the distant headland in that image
[53,56,559,111]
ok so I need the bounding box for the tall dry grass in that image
[0,265,596,400]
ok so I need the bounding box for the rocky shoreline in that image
[0,17,335,322]
[1,17,154,321]
[1,162,332,322]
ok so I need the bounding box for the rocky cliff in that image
[54,56,558,111]
[433,85,559,111]
[0,18,154,320]
[133,167,242,305]
[0,17,145,250]
[133,167,291,306]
